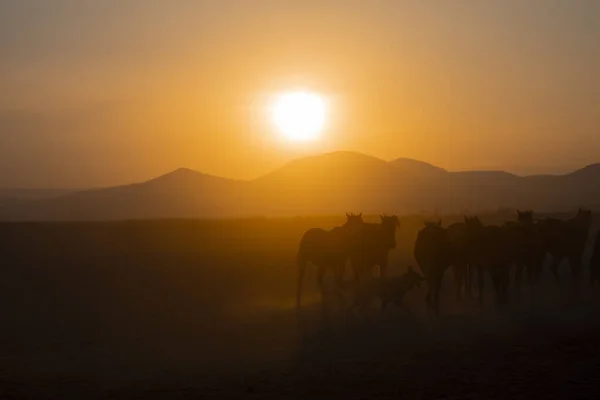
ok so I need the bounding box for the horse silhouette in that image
[506,210,545,299]
[448,220,468,302]
[537,208,592,285]
[296,213,364,309]
[448,216,484,302]
[414,220,454,314]
[480,224,513,307]
[347,215,400,283]
[589,230,600,286]
[348,266,424,313]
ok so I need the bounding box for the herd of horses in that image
[297,209,600,315]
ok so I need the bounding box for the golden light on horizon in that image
[270,91,326,142]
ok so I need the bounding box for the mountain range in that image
[0,151,598,221]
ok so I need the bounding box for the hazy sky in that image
[1,1,599,188]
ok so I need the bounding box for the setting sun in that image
[271,91,326,141]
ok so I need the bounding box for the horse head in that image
[345,212,364,227]
[517,210,534,224]
[344,213,363,228]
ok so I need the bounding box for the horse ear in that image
[346,212,350,218]
[380,215,384,221]
[358,212,362,218]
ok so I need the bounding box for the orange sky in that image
[1,1,599,188]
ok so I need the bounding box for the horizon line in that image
[1,150,597,192]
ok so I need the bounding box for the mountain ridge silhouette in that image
[0,151,598,220]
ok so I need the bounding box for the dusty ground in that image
[0,216,599,398]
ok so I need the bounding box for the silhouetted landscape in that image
[3,1,600,398]
[1,151,599,221]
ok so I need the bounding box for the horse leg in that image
[347,285,362,315]
[547,256,561,285]
[533,253,545,284]
[425,276,434,312]
[399,301,414,316]
[590,264,600,286]
[569,254,583,299]
[466,264,473,298]
[525,256,537,290]
[333,261,346,310]
[590,258,599,287]
[351,258,362,289]
[570,254,583,281]
[515,263,524,302]
[434,274,443,315]
[296,256,307,309]
[477,265,485,304]
[452,262,465,303]
[317,264,328,315]
[379,256,388,278]
[502,267,511,307]
[490,269,500,308]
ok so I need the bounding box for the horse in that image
[480,224,513,308]
[347,266,425,313]
[296,213,364,310]
[347,215,400,283]
[448,216,485,302]
[589,230,600,286]
[447,219,469,302]
[414,220,455,314]
[506,210,545,300]
[537,208,592,285]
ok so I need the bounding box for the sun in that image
[271,91,326,141]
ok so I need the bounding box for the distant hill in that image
[0,152,598,220]
[0,188,78,207]
[388,157,447,177]
[0,169,248,220]
[253,151,398,215]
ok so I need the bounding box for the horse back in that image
[298,227,348,263]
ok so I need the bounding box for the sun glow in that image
[271,91,326,141]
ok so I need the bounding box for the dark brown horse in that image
[481,224,513,307]
[537,209,592,285]
[448,220,469,302]
[348,215,400,283]
[589,230,600,286]
[506,210,545,299]
[448,216,485,302]
[414,220,455,314]
[296,213,364,309]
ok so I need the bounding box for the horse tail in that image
[296,247,307,310]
